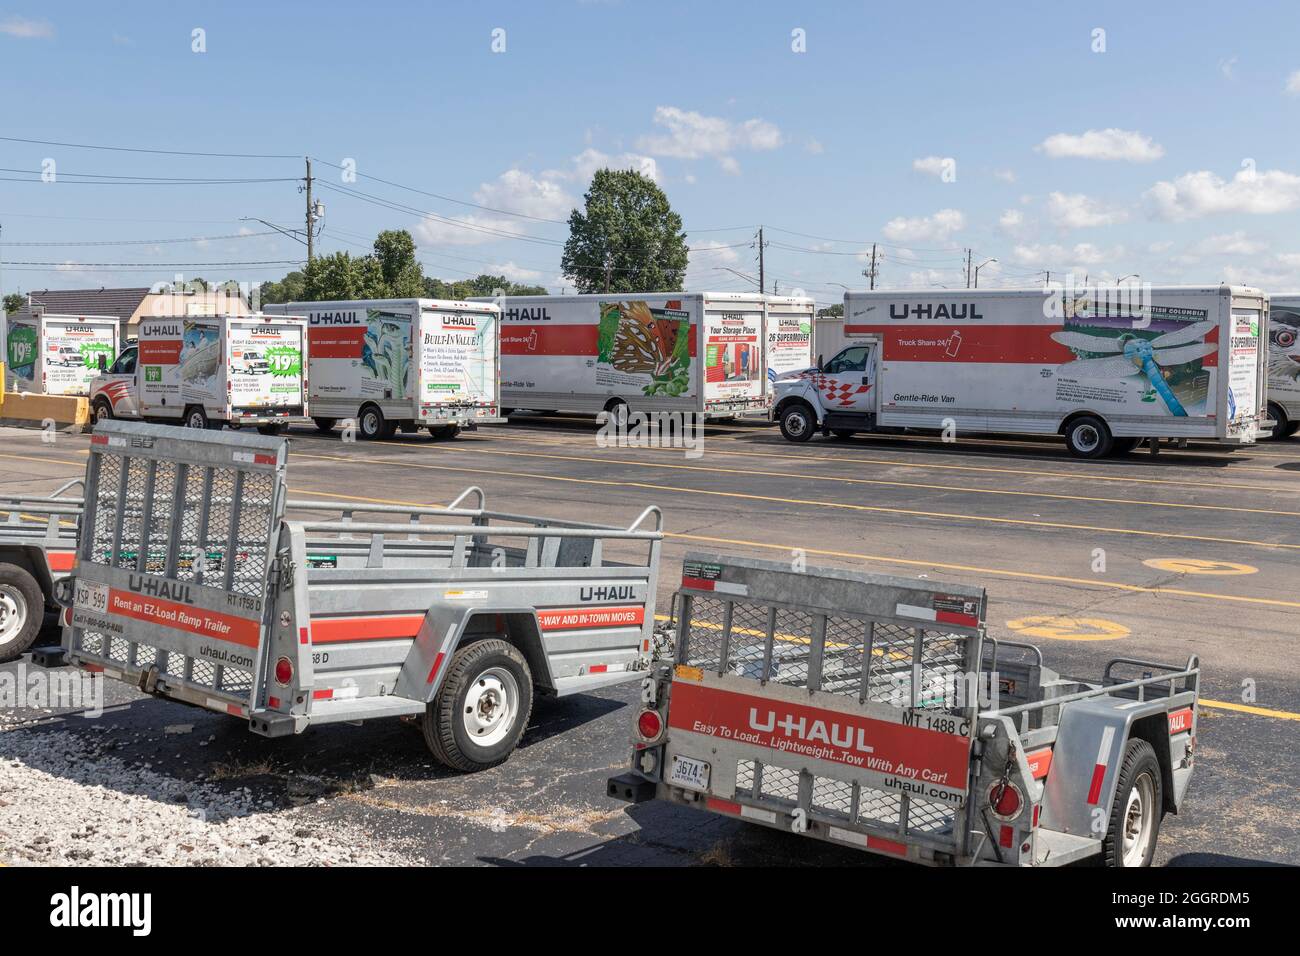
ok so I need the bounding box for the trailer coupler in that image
[29,645,68,668]
[608,771,657,804]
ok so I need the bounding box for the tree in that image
[422,274,548,300]
[372,229,426,298]
[561,169,688,294]
[3,292,26,315]
[302,251,386,301]
[259,270,307,305]
[815,303,843,319]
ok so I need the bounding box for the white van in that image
[2,310,120,396]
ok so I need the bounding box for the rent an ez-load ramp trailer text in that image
[52,420,662,770]
[610,553,1199,866]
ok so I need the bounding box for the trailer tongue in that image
[610,553,1200,866]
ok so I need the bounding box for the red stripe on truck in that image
[46,551,75,572]
[309,615,425,643]
[307,325,366,359]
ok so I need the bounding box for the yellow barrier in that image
[0,390,91,430]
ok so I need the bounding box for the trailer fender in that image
[1038,696,1175,839]
[394,604,556,703]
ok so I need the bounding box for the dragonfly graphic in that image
[1051,321,1217,416]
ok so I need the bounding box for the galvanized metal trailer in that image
[0,478,84,662]
[51,420,664,770]
[609,553,1199,866]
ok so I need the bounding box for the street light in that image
[1116,273,1139,287]
[974,258,997,288]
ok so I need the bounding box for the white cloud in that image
[717,156,741,176]
[564,148,658,184]
[805,139,824,155]
[473,168,574,221]
[1287,71,1300,95]
[1148,240,1174,254]
[1146,167,1300,220]
[0,16,53,38]
[637,106,783,173]
[489,261,543,283]
[912,156,955,179]
[414,213,527,247]
[1046,191,1130,229]
[1037,128,1165,162]
[998,208,1028,236]
[881,208,964,242]
[1012,242,1125,269]
[1219,56,1237,80]
[1188,231,1267,257]
[685,239,745,290]
[993,168,1017,183]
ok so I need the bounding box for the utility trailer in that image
[609,553,1200,866]
[50,421,663,770]
[0,479,84,662]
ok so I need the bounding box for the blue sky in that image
[4,0,1300,307]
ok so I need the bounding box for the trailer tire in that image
[423,639,533,772]
[778,402,817,442]
[357,405,386,441]
[91,399,114,426]
[312,417,337,433]
[183,406,210,430]
[0,563,44,664]
[1265,402,1289,441]
[1064,415,1112,459]
[1102,737,1163,867]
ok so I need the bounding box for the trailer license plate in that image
[75,580,109,614]
[669,754,710,791]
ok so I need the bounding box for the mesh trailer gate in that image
[62,420,287,718]
[623,552,989,863]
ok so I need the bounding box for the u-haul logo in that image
[441,315,479,330]
[309,311,361,325]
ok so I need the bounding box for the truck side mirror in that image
[98,355,108,372]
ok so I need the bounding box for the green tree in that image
[3,292,26,315]
[259,270,307,305]
[302,251,386,301]
[815,303,843,319]
[372,229,426,297]
[561,169,688,293]
[422,274,548,299]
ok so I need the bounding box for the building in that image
[24,285,251,340]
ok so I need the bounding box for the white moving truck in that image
[764,295,815,384]
[1262,293,1300,438]
[3,309,119,396]
[265,298,501,440]
[486,292,794,420]
[772,285,1270,457]
[89,313,309,432]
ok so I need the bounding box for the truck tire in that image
[91,398,114,426]
[603,398,629,426]
[428,425,461,440]
[1265,402,1289,441]
[357,405,386,441]
[1064,415,1112,459]
[256,423,283,436]
[183,406,210,430]
[1102,737,1163,867]
[312,417,337,433]
[422,639,533,772]
[1111,437,1139,455]
[0,563,44,664]
[779,403,817,442]
[831,429,856,441]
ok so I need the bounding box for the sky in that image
[4,0,1300,308]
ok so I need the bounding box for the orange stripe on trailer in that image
[107,587,260,648]
[1167,707,1194,735]
[1025,747,1053,780]
[309,614,425,644]
[706,797,741,815]
[866,835,908,858]
[425,651,446,685]
[46,551,75,572]
[536,605,645,631]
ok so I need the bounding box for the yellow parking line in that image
[1200,699,1300,720]
[293,449,1300,553]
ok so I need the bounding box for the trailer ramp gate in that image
[64,421,286,717]
[665,552,986,861]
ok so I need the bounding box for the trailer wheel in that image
[0,564,44,664]
[91,399,114,426]
[312,417,337,433]
[1103,738,1163,867]
[183,406,210,430]
[1064,415,1112,459]
[1265,402,1289,441]
[422,639,534,772]
[779,402,817,442]
[357,405,386,440]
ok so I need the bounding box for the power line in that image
[2,231,279,246]
[1,259,304,267]
[0,175,296,186]
[0,134,299,160]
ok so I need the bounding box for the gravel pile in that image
[0,728,415,866]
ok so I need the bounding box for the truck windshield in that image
[110,347,137,375]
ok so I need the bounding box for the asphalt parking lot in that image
[2,416,1298,866]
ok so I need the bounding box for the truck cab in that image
[772,341,879,441]
[89,343,140,424]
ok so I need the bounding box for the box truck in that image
[764,295,816,383]
[89,313,308,432]
[485,292,783,420]
[1262,293,1300,438]
[265,298,500,439]
[772,285,1270,457]
[3,310,119,396]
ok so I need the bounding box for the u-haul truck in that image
[3,309,119,396]
[265,298,501,440]
[89,313,308,432]
[773,285,1270,457]
[480,292,776,420]
[764,295,815,385]
[1262,293,1300,439]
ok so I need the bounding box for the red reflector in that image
[637,709,664,740]
[991,782,1022,818]
[274,656,293,686]
[999,825,1015,849]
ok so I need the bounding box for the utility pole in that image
[862,243,879,290]
[965,249,972,288]
[304,158,315,263]
[757,226,765,293]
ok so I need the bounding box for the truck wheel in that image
[91,399,114,426]
[0,564,44,664]
[427,425,461,440]
[184,406,210,430]
[422,639,533,772]
[779,403,816,442]
[357,406,386,441]
[1064,415,1112,459]
[831,429,856,441]
[1111,437,1139,455]
[256,423,283,436]
[1103,738,1163,867]
[1265,402,1289,441]
[312,417,337,433]
[603,399,629,426]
